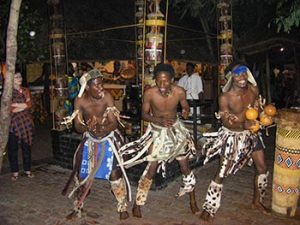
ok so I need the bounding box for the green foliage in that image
[172,0,300,34]
[238,0,300,33]
[274,0,300,33]
[0,0,48,62]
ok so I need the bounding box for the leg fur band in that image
[203,180,223,217]
[257,171,269,202]
[176,171,196,198]
[72,200,84,218]
[136,176,153,206]
[110,178,127,212]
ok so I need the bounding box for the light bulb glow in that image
[29,31,36,37]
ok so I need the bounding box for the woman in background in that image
[8,72,35,181]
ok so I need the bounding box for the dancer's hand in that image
[182,109,189,119]
[219,111,238,125]
[86,116,98,132]
[227,114,239,125]
[86,116,105,137]
[244,119,257,130]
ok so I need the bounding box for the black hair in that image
[186,62,195,69]
[67,63,75,76]
[153,63,175,79]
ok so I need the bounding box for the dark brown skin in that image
[200,68,270,222]
[218,72,259,131]
[142,72,190,126]
[132,71,199,218]
[73,77,129,220]
[74,77,118,137]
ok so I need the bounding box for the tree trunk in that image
[0,0,22,173]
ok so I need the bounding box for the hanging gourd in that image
[249,120,260,133]
[145,26,163,64]
[264,104,277,117]
[144,2,165,65]
[245,107,259,120]
[260,112,273,126]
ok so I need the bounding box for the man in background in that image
[177,62,203,117]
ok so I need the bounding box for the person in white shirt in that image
[177,63,203,117]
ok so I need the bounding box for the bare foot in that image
[190,201,200,215]
[252,202,271,215]
[200,210,213,223]
[66,210,80,220]
[189,190,200,214]
[132,203,142,218]
[120,211,129,220]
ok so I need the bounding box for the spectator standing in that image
[177,63,203,116]
[8,72,35,181]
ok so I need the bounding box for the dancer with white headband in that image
[61,69,131,220]
[200,63,270,222]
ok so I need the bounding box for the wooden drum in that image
[272,109,300,217]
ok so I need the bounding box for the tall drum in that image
[272,109,300,217]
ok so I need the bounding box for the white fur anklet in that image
[110,178,127,212]
[257,171,269,202]
[136,176,152,206]
[73,200,84,218]
[176,171,196,198]
[203,180,223,217]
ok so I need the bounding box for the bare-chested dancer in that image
[119,63,199,218]
[62,69,130,220]
[200,63,270,222]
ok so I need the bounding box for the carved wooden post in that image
[48,0,68,130]
[217,0,233,92]
[141,0,166,132]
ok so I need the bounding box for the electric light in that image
[29,31,36,37]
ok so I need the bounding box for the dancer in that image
[120,63,199,218]
[200,63,270,222]
[62,69,130,220]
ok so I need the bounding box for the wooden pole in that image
[163,0,169,63]
[294,47,300,95]
[265,52,271,103]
